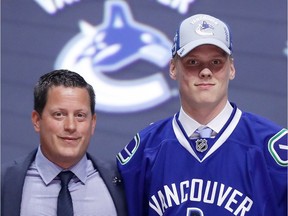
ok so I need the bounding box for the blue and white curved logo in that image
[55,1,174,113]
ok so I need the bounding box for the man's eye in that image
[188,59,198,65]
[53,112,64,118]
[211,59,222,65]
[76,113,87,120]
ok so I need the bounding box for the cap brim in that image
[177,38,231,57]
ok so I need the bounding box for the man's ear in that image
[31,110,41,132]
[229,63,236,80]
[229,58,236,80]
[91,113,97,135]
[169,59,177,80]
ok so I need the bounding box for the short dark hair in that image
[34,69,95,116]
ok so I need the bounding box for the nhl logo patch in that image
[195,139,208,152]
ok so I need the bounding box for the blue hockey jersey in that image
[117,104,287,216]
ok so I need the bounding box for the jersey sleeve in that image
[116,132,150,216]
[116,118,172,216]
[266,128,288,215]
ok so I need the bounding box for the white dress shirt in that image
[178,101,233,138]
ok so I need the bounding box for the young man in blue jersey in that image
[117,14,287,215]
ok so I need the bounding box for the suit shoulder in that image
[1,150,36,176]
[87,153,117,172]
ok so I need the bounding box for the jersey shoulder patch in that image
[268,128,288,166]
[117,133,140,165]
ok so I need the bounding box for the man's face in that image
[32,86,96,168]
[170,44,235,115]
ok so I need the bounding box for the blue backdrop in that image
[1,0,287,163]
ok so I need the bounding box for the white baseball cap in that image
[172,14,232,57]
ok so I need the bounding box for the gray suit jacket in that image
[1,149,127,216]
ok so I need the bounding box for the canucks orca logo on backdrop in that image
[55,1,175,113]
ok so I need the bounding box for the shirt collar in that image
[178,101,233,137]
[35,146,88,185]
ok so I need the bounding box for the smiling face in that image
[170,44,235,119]
[32,86,96,169]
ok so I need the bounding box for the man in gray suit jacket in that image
[1,70,127,216]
